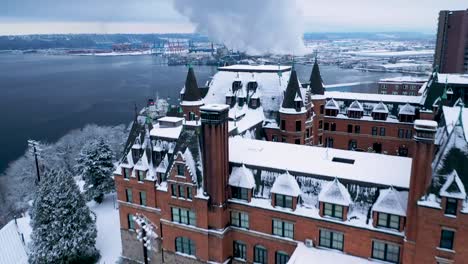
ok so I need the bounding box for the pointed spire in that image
[181,67,202,102]
[309,58,325,95]
[281,69,304,110]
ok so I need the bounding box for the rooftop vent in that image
[332,157,355,164]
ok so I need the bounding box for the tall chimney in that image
[200,104,230,229]
[404,119,437,262]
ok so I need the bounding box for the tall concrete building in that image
[434,9,468,73]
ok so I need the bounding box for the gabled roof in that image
[281,69,304,110]
[229,165,256,189]
[318,178,352,206]
[399,103,415,115]
[309,59,325,95]
[325,98,339,110]
[348,100,363,111]
[440,170,466,199]
[372,101,389,113]
[442,106,468,140]
[372,187,408,216]
[0,221,28,264]
[134,150,150,171]
[271,172,301,197]
[181,67,202,102]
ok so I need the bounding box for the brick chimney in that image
[200,104,230,229]
[404,119,437,262]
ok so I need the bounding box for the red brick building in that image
[114,65,468,263]
[377,76,427,95]
[434,9,468,74]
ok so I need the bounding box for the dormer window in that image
[232,81,242,92]
[238,97,245,107]
[247,81,258,92]
[445,198,458,216]
[137,170,145,181]
[232,187,249,200]
[274,194,293,209]
[123,168,131,179]
[377,213,400,230]
[324,203,343,219]
[372,102,389,121]
[250,98,259,108]
[325,99,339,117]
[347,100,363,119]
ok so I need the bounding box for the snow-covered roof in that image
[348,100,363,111]
[270,172,301,197]
[318,178,352,206]
[158,116,184,123]
[150,122,183,140]
[133,151,149,171]
[325,98,339,110]
[218,64,291,72]
[372,101,389,114]
[182,148,198,184]
[156,155,169,173]
[372,188,408,216]
[120,151,135,169]
[0,221,28,264]
[203,66,291,115]
[229,165,256,189]
[437,74,468,85]
[288,243,378,264]
[229,138,412,188]
[440,170,466,200]
[325,91,421,104]
[200,104,230,112]
[399,103,416,115]
[443,106,468,139]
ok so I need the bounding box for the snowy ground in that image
[16,193,122,264]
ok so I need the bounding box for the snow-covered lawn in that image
[16,193,122,264]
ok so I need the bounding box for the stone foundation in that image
[120,229,161,263]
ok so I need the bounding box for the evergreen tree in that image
[77,138,115,203]
[29,168,99,264]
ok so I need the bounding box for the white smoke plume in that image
[172,0,306,55]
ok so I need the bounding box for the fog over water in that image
[0,54,404,173]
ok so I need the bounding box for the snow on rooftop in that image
[346,49,433,58]
[399,103,416,115]
[150,122,183,140]
[414,119,437,128]
[229,138,412,188]
[180,99,204,106]
[318,178,352,206]
[372,101,389,113]
[271,172,301,197]
[443,106,468,139]
[0,221,28,264]
[440,170,466,200]
[288,242,378,264]
[437,74,468,85]
[228,106,265,134]
[325,91,421,104]
[204,67,291,114]
[325,98,339,109]
[158,116,184,123]
[218,64,291,72]
[372,188,408,216]
[229,165,256,189]
[200,104,230,112]
[379,76,428,83]
[348,100,363,111]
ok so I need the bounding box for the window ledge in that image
[233,257,246,262]
[124,178,130,181]
[437,247,455,254]
[443,214,457,218]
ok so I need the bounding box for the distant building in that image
[378,76,427,95]
[434,9,468,73]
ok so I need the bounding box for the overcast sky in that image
[0,0,466,35]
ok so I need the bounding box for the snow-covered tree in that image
[77,137,115,203]
[29,168,99,264]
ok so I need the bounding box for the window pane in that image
[332,232,344,250]
[276,251,289,264]
[389,215,400,229]
[140,191,146,206]
[240,212,249,228]
[254,245,267,264]
[285,196,293,208]
[171,207,180,222]
[377,213,388,226]
[178,185,185,198]
[372,241,385,260]
[128,214,134,229]
[324,203,333,216]
[187,187,192,200]
[284,222,294,239]
[176,237,182,253]
[445,198,457,215]
[171,184,177,196]
[231,211,240,227]
[386,244,400,262]
[334,205,343,218]
[319,230,331,248]
[189,210,196,225]
[272,220,282,236]
[440,230,455,249]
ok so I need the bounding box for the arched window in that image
[254,245,268,264]
[175,237,196,256]
[276,251,290,264]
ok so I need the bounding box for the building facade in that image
[114,64,468,264]
[434,9,468,74]
[378,76,427,95]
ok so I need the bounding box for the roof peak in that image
[181,67,202,102]
[309,59,325,95]
[281,69,304,111]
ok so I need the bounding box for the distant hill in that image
[303,32,435,41]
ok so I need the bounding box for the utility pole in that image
[142,222,149,264]
[28,140,41,184]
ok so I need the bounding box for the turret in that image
[180,66,204,121]
[309,58,325,95]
